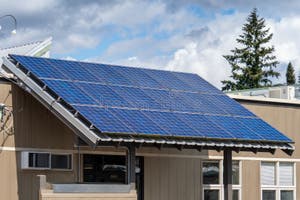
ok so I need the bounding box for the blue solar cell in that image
[11,55,67,79]
[76,83,132,108]
[174,113,232,138]
[238,118,292,142]
[83,63,134,86]
[110,108,166,135]
[174,91,227,114]
[111,86,162,110]
[73,106,133,134]
[205,94,256,116]
[143,69,192,91]
[43,80,97,105]
[113,66,163,88]
[143,110,199,137]
[206,115,264,140]
[142,89,172,110]
[46,59,102,82]
[142,89,197,112]
[173,72,223,94]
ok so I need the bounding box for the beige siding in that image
[144,157,201,200]
[241,160,260,200]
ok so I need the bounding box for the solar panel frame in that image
[9,55,293,144]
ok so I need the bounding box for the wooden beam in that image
[223,149,232,200]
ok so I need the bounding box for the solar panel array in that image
[11,55,292,142]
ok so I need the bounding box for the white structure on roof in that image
[227,85,300,100]
[0,37,52,78]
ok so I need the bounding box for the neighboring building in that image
[0,53,295,200]
[0,37,52,78]
[227,85,300,100]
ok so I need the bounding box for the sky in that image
[1,0,300,89]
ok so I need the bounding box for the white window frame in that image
[202,159,242,200]
[260,161,296,200]
[21,151,73,171]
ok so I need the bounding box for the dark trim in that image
[223,149,233,200]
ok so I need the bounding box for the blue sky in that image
[1,0,300,88]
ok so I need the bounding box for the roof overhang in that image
[2,57,294,155]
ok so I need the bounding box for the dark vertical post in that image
[126,144,136,189]
[223,149,233,200]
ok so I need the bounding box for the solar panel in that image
[143,69,193,91]
[173,72,223,94]
[73,105,133,134]
[15,56,67,79]
[44,80,97,105]
[9,54,292,143]
[46,59,102,82]
[84,62,134,86]
[110,108,167,135]
[77,83,132,108]
[112,66,163,89]
[206,115,264,140]
[143,110,202,137]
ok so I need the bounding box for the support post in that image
[223,149,232,200]
[126,144,136,190]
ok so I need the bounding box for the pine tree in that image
[286,62,296,85]
[221,8,280,91]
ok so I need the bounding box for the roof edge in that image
[228,94,300,105]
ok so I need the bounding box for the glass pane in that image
[232,161,239,185]
[83,155,126,183]
[204,189,219,200]
[261,162,276,185]
[281,190,293,200]
[233,190,239,200]
[262,190,276,200]
[279,163,294,186]
[51,154,71,169]
[33,153,49,168]
[203,162,219,184]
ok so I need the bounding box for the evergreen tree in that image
[286,62,296,85]
[221,8,280,91]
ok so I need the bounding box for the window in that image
[262,190,276,200]
[21,152,72,170]
[29,152,49,168]
[202,160,241,200]
[203,161,220,184]
[51,154,72,169]
[204,190,219,200]
[261,162,276,185]
[261,162,295,200]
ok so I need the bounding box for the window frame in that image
[202,159,242,200]
[22,151,73,171]
[260,161,296,200]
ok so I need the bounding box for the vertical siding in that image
[144,157,201,200]
[242,160,260,200]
